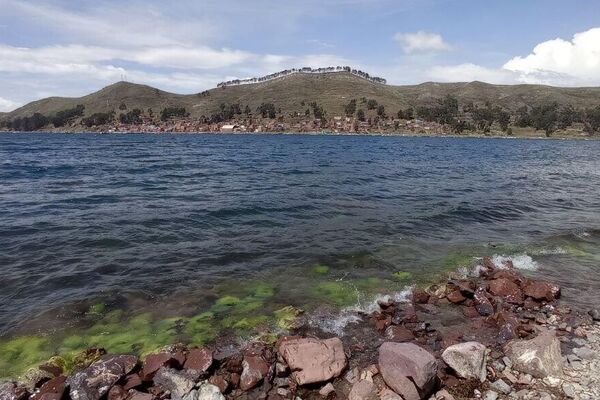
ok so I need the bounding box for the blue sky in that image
[1,0,599,111]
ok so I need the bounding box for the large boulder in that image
[378,342,438,400]
[278,337,346,386]
[30,376,67,400]
[489,278,523,304]
[0,383,28,400]
[184,348,213,374]
[504,330,563,378]
[521,280,561,301]
[67,356,138,400]
[441,342,487,382]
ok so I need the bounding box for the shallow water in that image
[1,133,599,376]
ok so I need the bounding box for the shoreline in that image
[2,256,599,400]
[1,130,598,141]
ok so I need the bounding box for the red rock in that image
[122,374,142,391]
[462,306,480,318]
[447,290,466,304]
[141,353,176,382]
[392,304,419,324]
[385,325,416,342]
[240,355,270,391]
[480,257,495,276]
[127,390,153,400]
[107,386,128,400]
[349,380,377,400]
[208,375,228,393]
[183,348,213,374]
[372,312,392,331]
[278,337,347,386]
[412,289,430,304]
[489,278,523,304]
[378,342,437,400]
[230,373,240,388]
[31,376,66,400]
[492,270,521,283]
[474,288,494,316]
[522,280,561,301]
[378,297,395,309]
[38,363,63,378]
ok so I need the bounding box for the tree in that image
[397,109,404,119]
[377,105,386,118]
[583,105,600,134]
[557,105,579,129]
[257,103,276,119]
[51,104,85,127]
[119,109,143,124]
[83,112,114,127]
[160,107,188,121]
[404,108,414,120]
[119,102,127,111]
[515,106,532,127]
[531,103,559,137]
[244,105,251,115]
[366,99,378,110]
[496,110,511,132]
[357,109,366,122]
[344,99,357,116]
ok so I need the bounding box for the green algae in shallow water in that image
[313,282,358,307]
[392,271,412,281]
[250,282,276,299]
[0,336,52,378]
[184,312,218,346]
[86,303,106,315]
[223,315,270,332]
[313,264,330,275]
[274,306,303,330]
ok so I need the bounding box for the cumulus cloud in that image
[503,27,600,85]
[394,31,452,53]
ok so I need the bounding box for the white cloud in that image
[394,31,452,53]
[503,27,600,86]
[0,96,20,112]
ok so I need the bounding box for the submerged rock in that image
[504,330,563,378]
[378,342,437,400]
[442,342,487,382]
[67,355,138,400]
[278,337,346,386]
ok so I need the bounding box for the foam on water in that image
[492,254,539,271]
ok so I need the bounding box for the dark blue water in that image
[1,133,600,337]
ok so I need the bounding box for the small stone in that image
[573,346,595,360]
[240,355,270,391]
[183,348,213,375]
[318,383,335,397]
[197,383,225,400]
[434,389,455,400]
[562,383,576,398]
[588,309,600,321]
[348,380,377,400]
[483,390,498,400]
[384,325,415,342]
[127,390,153,400]
[489,379,511,395]
[208,376,228,393]
[153,367,196,399]
[442,342,487,382]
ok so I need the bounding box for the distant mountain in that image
[4,72,600,122]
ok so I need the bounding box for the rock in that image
[184,348,213,374]
[562,383,576,398]
[318,383,335,397]
[208,376,228,393]
[504,330,563,378]
[21,369,54,390]
[446,290,466,304]
[240,354,270,391]
[433,389,455,400]
[483,391,499,400]
[572,346,595,360]
[378,342,437,400]
[127,391,153,400]
[489,278,523,304]
[123,375,142,391]
[67,355,138,400]
[474,288,494,316]
[30,376,66,400]
[278,337,346,386]
[521,280,561,301]
[0,384,28,400]
[107,386,128,400]
[348,380,377,400]
[153,367,196,399]
[588,309,600,321]
[442,342,487,382]
[141,353,177,381]
[197,384,225,400]
[379,389,403,400]
[412,289,430,304]
[385,325,415,342]
[489,379,511,395]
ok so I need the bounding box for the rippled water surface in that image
[1,133,600,374]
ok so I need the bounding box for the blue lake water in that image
[1,133,600,346]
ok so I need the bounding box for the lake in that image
[1,133,599,375]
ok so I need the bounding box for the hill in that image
[5,73,600,122]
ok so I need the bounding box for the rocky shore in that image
[2,257,599,400]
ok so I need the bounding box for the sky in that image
[1,0,600,111]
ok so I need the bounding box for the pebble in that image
[483,390,498,400]
[563,383,576,398]
[588,309,600,321]
[573,347,595,360]
[490,379,512,395]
